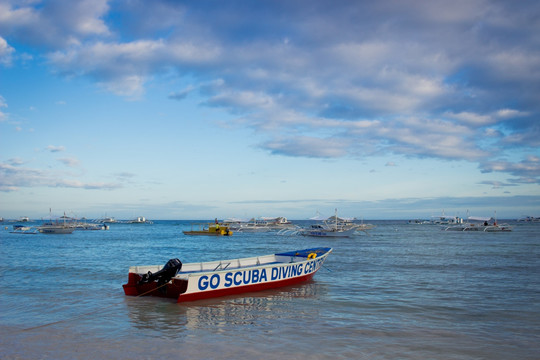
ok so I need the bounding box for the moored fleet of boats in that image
[3,208,533,236]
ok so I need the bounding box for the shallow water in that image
[1,220,539,359]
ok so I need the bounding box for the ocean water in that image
[1,220,539,359]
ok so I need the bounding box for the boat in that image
[444,215,513,232]
[123,247,332,302]
[225,216,295,232]
[38,210,76,234]
[483,224,513,232]
[95,216,117,223]
[281,210,371,237]
[430,211,463,225]
[76,222,109,230]
[298,223,359,237]
[517,216,540,222]
[408,219,430,224]
[183,222,233,236]
[10,225,39,234]
[128,216,153,224]
[38,222,75,234]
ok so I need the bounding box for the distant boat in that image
[444,215,513,232]
[183,222,233,236]
[10,225,39,234]
[225,216,294,232]
[128,216,153,224]
[123,247,332,302]
[517,216,540,222]
[96,216,117,223]
[38,210,76,234]
[76,222,109,230]
[38,222,75,234]
[430,211,463,225]
[298,223,358,237]
[282,209,372,237]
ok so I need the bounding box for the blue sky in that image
[1,0,539,220]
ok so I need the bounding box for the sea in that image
[1,220,539,359]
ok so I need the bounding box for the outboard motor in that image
[138,258,182,292]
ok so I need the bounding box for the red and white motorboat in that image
[123,247,332,302]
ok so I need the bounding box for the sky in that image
[1,0,539,220]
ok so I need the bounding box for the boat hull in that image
[183,230,232,236]
[183,223,233,236]
[300,228,357,237]
[39,226,75,234]
[123,247,332,302]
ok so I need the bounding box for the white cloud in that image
[0,161,122,192]
[480,155,540,184]
[0,36,14,66]
[0,0,110,48]
[444,111,493,126]
[263,136,350,158]
[46,145,66,152]
[58,157,80,167]
[0,94,7,121]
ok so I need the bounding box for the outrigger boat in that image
[123,247,332,302]
[279,210,372,237]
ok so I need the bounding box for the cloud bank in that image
[1,0,539,187]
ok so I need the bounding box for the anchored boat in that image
[123,247,332,302]
[183,222,233,236]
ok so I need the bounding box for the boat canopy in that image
[467,216,493,222]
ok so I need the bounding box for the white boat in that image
[76,222,109,230]
[126,216,153,224]
[408,219,430,224]
[299,223,358,237]
[38,210,76,234]
[10,225,39,234]
[517,216,540,222]
[123,247,332,303]
[38,222,76,234]
[227,216,294,232]
[96,216,117,223]
[280,210,371,237]
[483,224,513,232]
[444,215,513,232]
[430,211,463,225]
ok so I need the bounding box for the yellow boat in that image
[183,223,233,236]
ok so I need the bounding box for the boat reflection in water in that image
[124,281,326,336]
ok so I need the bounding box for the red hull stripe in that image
[177,271,316,302]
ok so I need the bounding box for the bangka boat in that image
[10,225,39,234]
[95,216,117,223]
[225,216,295,232]
[280,210,371,237]
[123,247,332,302]
[183,223,233,236]
[444,215,513,232]
[299,223,359,237]
[76,222,109,230]
[38,222,75,234]
[483,224,513,232]
[128,216,153,224]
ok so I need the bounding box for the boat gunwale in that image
[128,248,332,278]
